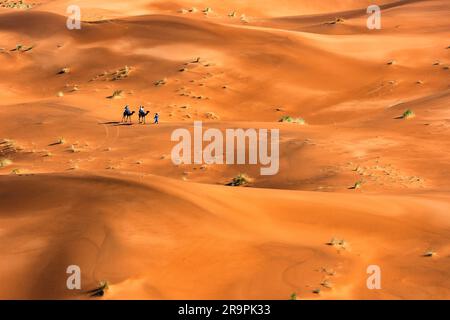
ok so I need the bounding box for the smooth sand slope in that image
[0,0,449,299]
[1,173,449,299]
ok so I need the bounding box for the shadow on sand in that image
[99,121,133,126]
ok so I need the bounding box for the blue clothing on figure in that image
[154,113,159,124]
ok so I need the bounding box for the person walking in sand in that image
[154,113,159,124]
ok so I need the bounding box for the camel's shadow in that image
[99,121,133,126]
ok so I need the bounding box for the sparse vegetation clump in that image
[10,43,34,52]
[326,17,344,25]
[68,145,79,153]
[202,7,212,15]
[326,237,348,250]
[0,139,17,155]
[55,137,65,145]
[1,1,33,9]
[320,279,333,289]
[87,281,109,297]
[0,158,12,168]
[154,78,167,86]
[204,112,219,120]
[423,250,436,257]
[240,14,249,24]
[227,174,253,186]
[57,67,70,75]
[351,181,362,189]
[279,116,306,125]
[112,65,131,81]
[179,7,199,14]
[91,66,132,82]
[401,109,415,119]
[290,292,297,300]
[320,267,336,276]
[108,90,123,99]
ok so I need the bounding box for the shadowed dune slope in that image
[0,173,449,299]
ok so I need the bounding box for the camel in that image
[122,110,135,123]
[139,111,150,124]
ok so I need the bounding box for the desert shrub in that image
[227,174,252,186]
[279,116,306,125]
[108,90,123,99]
[0,139,17,155]
[57,67,70,75]
[204,112,219,120]
[154,79,167,86]
[0,158,12,168]
[87,281,109,297]
[423,250,436,257]
[11,43,33,52]
[402,109,415,119]
[112,66,130,80]
[326,17,344,25]
[1,1,33,9]
[352,181,362,189]
[327,237,348,250]
[321,279,332,288]
[68,145,79,153]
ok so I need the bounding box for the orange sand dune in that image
[35,0,396,18]
[1,173,449,299]
[0,0,449,299]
